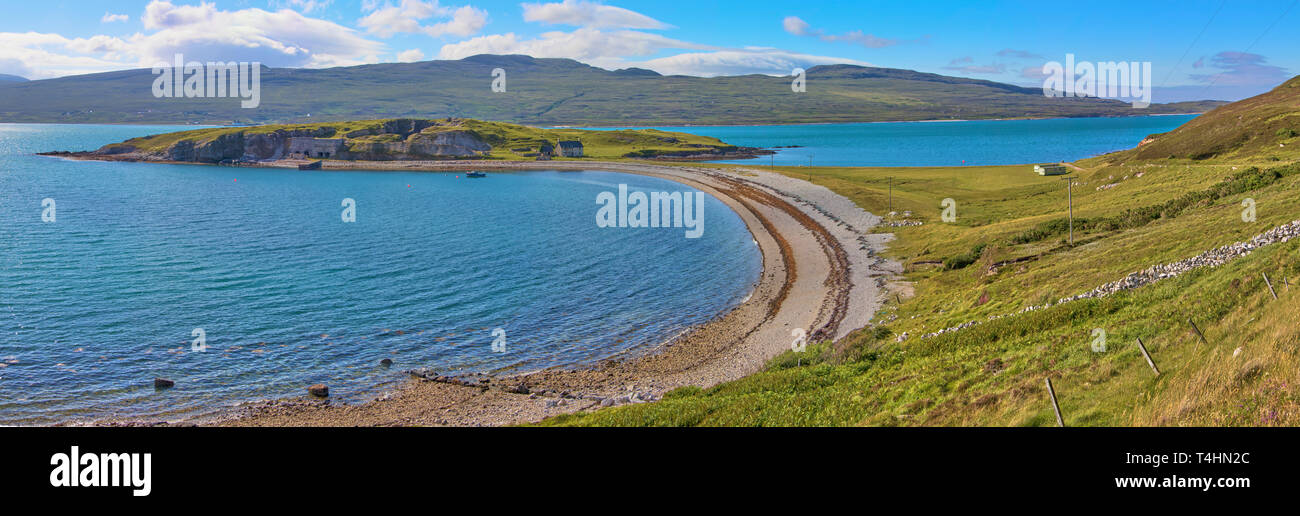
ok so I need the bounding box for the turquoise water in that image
[613,115,1198,167]
[0,124,761,425]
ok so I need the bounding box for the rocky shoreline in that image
[74,159,893,427]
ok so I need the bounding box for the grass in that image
[538,135,1300,426]
[101,118,741,161]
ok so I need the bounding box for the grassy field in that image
[539,88,1300,426]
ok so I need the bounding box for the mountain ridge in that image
[0,54,1224,126]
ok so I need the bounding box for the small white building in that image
[1035,163,1068,176]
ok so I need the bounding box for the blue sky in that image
[1,0,1296,101]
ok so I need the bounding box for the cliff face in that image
[96,119,492,163]
[342,131,491,160]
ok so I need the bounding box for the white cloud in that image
[358,0,488,38]
[101,13,130,23]
[0,32,136,79]
[438,28,708,67]
[782,16,811,36]
[438,27,865,77]
[522,0,667,29]
[435,4,863,77]
[138,1,382,67]
[397,48,426,62]
[274,0,334,15]
[1,1,868,80]
[782,15,902,48]
[641,49,871,77]
[0,1,386,79]
[433,6,490,37]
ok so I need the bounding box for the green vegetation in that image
[1114,75,1300,162]
[103,117,746,160]
[0,55,1220,126]
[539,78,1300,427]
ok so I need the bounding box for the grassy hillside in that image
[1109,75,1300,162]
[95,117,748,161]
[539,79,1300,427]
[0,55,1220,126]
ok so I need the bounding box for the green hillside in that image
[0,55,1220,126]
[1105,75,1300,162]
[540,78,1300,427]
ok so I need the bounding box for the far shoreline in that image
[3,111,1206,130]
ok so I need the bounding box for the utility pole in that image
[808,154,814,168]
[1061,176,1078,245]
[889,176,894,214]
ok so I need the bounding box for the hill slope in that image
[1110,75,1300,162]
[540,77,1300,427]
[0,54,1220,126]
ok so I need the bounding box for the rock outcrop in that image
[95,119,493,163]
[343,130,491,160]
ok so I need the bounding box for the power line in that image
[1158,0,1227,89]
[1195,0,1298,99]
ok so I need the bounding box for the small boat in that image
[298,160,322,171]
[466,171,487,178]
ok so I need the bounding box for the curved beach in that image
[199,160,897,426]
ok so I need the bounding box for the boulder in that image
[307,384,329,397]
[154,378,175,389]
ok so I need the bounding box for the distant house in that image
[1035,163,1068,176]
[539,142,555,157]
[558,140,584,158]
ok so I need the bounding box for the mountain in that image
[0,54,1223,126]
[0,74,28,83]
[1106,75,1300,162]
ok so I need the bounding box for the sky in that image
[0,0,1296,102]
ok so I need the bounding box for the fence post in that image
[1136,337,1161,376]
[1263,273,1278,300]
[1188,318,1209,347]
[1045,377,1064,427]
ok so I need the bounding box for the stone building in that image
[288,137,346,159]
[558,140,584,158]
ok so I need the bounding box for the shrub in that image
[944,243,989,270]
